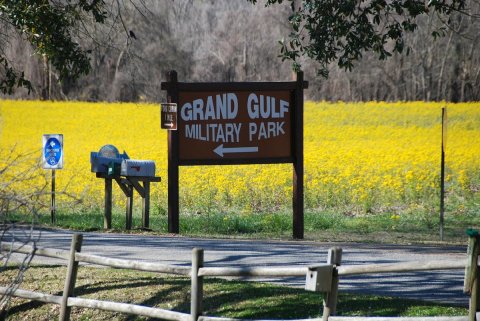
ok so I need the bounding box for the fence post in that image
[191,248,204,321]
[322,247,342,321]
[465,229,479,321]
[60,233,83,321]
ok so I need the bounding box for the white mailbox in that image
[305,264,334,292]
[121,159,156,177]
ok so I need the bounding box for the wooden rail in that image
[1,233,478,321]
[199,316,476,321]
[198,317,324,321]
[1,243,191,275]
[68,296,190,321]
[329,317,474,321]
[75,252,191,275]
[337,259,467,276]
[0,286,62,305]
[198,266,307,277]
[0,286,190,321]
[1,243,70,260]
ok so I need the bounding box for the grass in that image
[7,204,479,243]
[0,265,467,321]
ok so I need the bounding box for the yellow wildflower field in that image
[0,100,479,216]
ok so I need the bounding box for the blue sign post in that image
[43,134,63,224]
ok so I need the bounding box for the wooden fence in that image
[1,232,479,321]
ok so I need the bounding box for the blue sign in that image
[42,134,63,169]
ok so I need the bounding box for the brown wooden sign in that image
[161,71,308,239]
[178,91,292,162]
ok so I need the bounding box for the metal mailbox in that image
[90,145,129,175]
[121,159,156,177]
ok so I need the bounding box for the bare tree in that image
[188,1,292,82]
[1,0,478,102]
[305,0,480,101]
[0,148,47,315]
[0,147,82,317]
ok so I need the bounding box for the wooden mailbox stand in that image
[96,173,161,230]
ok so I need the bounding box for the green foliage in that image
[0,0,107,94]
[0,57,32,94]
[249,0,467,77]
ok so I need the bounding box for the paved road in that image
[3,227,468,306]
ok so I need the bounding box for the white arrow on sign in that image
[164,122,174,127]
[213,144,259,157]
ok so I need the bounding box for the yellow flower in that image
[1,100,479,215]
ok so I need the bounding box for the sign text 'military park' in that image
[178,90,292,160]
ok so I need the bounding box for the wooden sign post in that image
[162,70,308,239]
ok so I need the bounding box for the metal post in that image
[440,107,447,241]
[51,169,56,224]
[191,248,204,321]
[440,148,445,241]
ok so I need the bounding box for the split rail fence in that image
[1,233,479,321]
